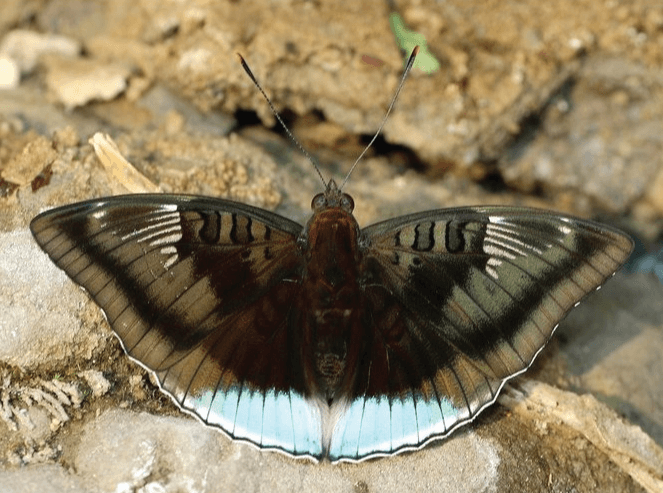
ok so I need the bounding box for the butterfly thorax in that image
[300,184,365,402]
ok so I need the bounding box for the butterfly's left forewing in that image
[31,194,324,460]
[327,206,633,461]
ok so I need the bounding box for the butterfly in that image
[30,48,634,463]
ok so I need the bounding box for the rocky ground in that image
[1,0,662,492]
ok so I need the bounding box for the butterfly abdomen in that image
[299,205,368,404]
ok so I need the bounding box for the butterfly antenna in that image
[237,54,328,188]
[339,45,419,191]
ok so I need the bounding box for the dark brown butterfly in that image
[30,48,634,463]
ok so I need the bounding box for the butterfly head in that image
[303,178,360,258]
[311,179,355,214]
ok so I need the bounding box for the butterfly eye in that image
[340,194,354,212]
[311,193,326,210]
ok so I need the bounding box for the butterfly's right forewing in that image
[31,194,325,459]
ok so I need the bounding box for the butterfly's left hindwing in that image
[326,207,633,461]
[31,194,327,460]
